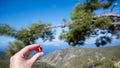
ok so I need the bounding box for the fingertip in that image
[30,44,40,47]
[38,52,44,56]
[29,52,44,63]
[19,44,41,55]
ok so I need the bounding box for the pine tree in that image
[59,0,119,47]
[0,23,54,56]
[0,0,119,56]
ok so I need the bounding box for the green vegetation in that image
[0,51,54,68]
[0,0,120,68]
[59,0,119,47]
[0,23,54,56]
[0,52,10,68]
[82,59,116,68]
[33,62,54,68]
[0,60,54,68]
[0,0,120,56]
[43,45,120,68]
[0,46,120,68]
[0,60,10,68]
[0,52,10,60]
[68,46,120,68]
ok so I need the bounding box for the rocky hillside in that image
[40,46,120,68]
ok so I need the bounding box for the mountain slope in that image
[40,45,120,68]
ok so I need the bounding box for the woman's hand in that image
[10,44,43,68]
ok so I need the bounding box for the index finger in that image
[18,44,40,56]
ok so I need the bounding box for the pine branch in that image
[46,22,120,29]
[112,22,120,25]
[94,13,120,18]
[46,24,67,28]
[45,13,120,29]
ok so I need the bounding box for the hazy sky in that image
[0,0,120,49]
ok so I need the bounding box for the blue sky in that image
[0,0,79,50]
[0,0,120,50]
[0,0,79,28]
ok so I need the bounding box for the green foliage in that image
[16,23,54,45]
[0,0,119,56]
[0,23,54,56]
[0,60,9,68]
[95,36,112,47]
[0,60,54,68]
[6,40,25,56]
[0,24,16,37]
[73,0,116,12]
[60,9,94,46]
[59,0,116,46]
[94,17,112,29]
[82,1,111,11]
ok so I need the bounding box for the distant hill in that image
[1,46,120,68]
[40,45,120,68]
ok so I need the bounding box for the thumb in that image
[28,52,44,64]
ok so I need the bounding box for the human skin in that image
[10,44,43,68]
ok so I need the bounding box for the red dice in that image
[36,46,42,52]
